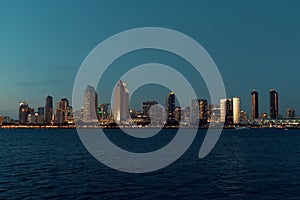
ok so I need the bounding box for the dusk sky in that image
[1,0,300,118]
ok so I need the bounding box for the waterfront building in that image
[84,85,98,122]
[270,89,279,119]
[190,98,208,125]
[220,98,233,125]
[208,104,220,123]
[37,107,45,124]
[19,102,30,125]
[175,106,182,122]
[99,103,111,120]
[142,101,158,117]
[45,95,53,124]
[166,92,176,123]
[199,99,208,124]
[113,80,130,123]
[251,90,259,120]
[56,98,69,124]
[233,97,241,124]
[149,104,165,125]
[286,108,296,119]
[182,106,190,123]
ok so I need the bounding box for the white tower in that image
[113,80,130,123]
[233,97,241,124]
[220,99,227,123]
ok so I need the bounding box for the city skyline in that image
[4,82,299,126]
[1,1,300,118]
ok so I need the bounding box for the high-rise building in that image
[99,103,111,120]
[142,101,158,117]
[19,102,30,124]
[113,80,130,122]
[37,107,45,124]
[233,97,241,124]
[182,106,190,123]
[56,98,69,124]
[175,107,182,122]
[190,99,199,124]
[251,90,259,120]
[190,98,208,125]
[148,104,165,125]
[208,104,220,123]
[199,99,208,123]
[45,95,53,124]
[220,98,233,125]
[166,92,176,123]
[84,85,98,122]
[270,89,279,119]
[286,108,295,119]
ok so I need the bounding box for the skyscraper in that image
[220,98,233,125]
[45,95,53,124]
[175,107,182,122]
[142,101,158,117]
[99,103,111,120]
[113,80,130,122]
[19,102,30,124]
[251,90,259,120]
[199,99,208,124]
[233,97,241,124]
[56,98,69,124]
[270,89,279,119]
[166,92,176,123]
[190,98,199,124]
[84,85,98,122]
[37,107,45,124]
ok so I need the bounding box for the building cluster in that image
[17,96,73,126]
[78,82,299,128]
[0,80,299,128]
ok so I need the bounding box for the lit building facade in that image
[142,101,158,117]
[175,106,182,122]
[166,92,176,123]
[233,97,241,124]
[286,108,295,119]
[113,80,130,122]
[220,98,233,125]
[37,107,45,124]
[270,89,279,119]
[251,90,259,120]
[84,85,98,122]
[45,95,53,124]
[19,102,30,125]
[56,98,69,124]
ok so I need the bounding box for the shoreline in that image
[1,125,299,130]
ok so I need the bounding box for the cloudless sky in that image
[0,0,300,118]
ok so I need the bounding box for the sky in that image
[0,0,300,119]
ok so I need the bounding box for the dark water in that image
[0,128,300,199]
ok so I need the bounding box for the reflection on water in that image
[0,129,300,199]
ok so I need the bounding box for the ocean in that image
[0,128,300,199]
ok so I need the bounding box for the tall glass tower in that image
[270,89,279,119]
[233,97,241,124]
[84,85,98,122]
[251,90,259,120]
[166,92,176,122]
[45,95,53,124]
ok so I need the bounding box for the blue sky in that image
[0,0,300,118]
